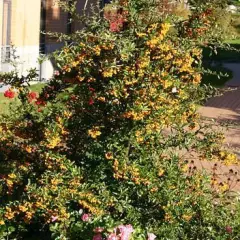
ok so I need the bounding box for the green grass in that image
[230,0,240,7]
[0,95,13,115]
[0,83,46,115]
[201,64,233,87]
[28,83,46,92]
[203,13,240,62]
[225,39,240,44]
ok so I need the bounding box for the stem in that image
[84,0,89,10]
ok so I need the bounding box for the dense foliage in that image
[0,0,239,239]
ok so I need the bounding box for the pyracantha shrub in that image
[0,0,239,239]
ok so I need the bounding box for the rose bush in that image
[0,0,239,239]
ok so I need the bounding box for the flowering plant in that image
[3,89,15,99]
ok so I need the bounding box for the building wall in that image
[0,0,41,73]
[43,0,99,53]
[11,0,41,47]
[12,0,41,73]
[0,0,4,51]
[44,0,68,53]
[0,0,100,77]
[41,0,99,80]
[73,0,99,31]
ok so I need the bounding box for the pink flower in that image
[107,233,118,240]
[54,70,60,76]
[118,225,134,240]
[147,233,157,240]
[93,233,103,240]
[81,213,91,222]
[51,216,58,222]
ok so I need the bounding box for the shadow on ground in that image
[199,88,240,122]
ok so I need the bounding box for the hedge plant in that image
[0,0,239,239]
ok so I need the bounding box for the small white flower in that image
[147,233,157,240]
[172,87,178,93]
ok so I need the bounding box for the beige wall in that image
[2,1,8,45]
[0,0,41,73]
[10,0,41,47]
[0,0,3,47]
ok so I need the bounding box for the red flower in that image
[35,98,46,106]
[89,87,95,92]
[28,92,37,102]
[117,17,124,25]
[226,226,232,234]
[89,98,94,105]
[93,233,103,240]
[4,89,15,99]
[70,95,77,101]
[110,21,120,32]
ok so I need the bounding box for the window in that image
[1,46,11,63]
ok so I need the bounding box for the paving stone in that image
[196,87,240,191]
